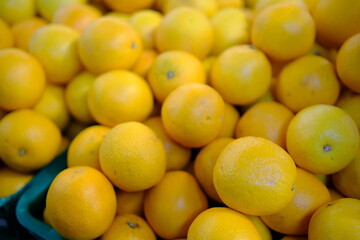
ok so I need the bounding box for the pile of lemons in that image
[0,0,360,239]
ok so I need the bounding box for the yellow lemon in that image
[161,83,225,148]
[286,104,360,174]
[0,48,45,111]
[308,198,360,240]
[103,0,155,13]
[210,45,272,106]
[155,7,214,59]
[0,166,33,198]
[33,84,70,131]
[87,70,153,127]
[35,0,87,20]
[67,125,110,171]
[78,16,142,74]
[148,50,206,103]
[251,4,315,61]
[0,109,62,172]
[99,121,166,191]
[65,71,96,124]
[213,136,297,215]
[46,166,117,239]
[101,214,156,240]
[29,23,81,85]
[0,0,35,24]
[187,207,261,240]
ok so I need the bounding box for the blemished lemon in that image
[0,109,62,172]
[187,207,261,240]
[213,136,297,216]
[0,48,45,111]
[286,104,360,174]
[46,166,117,240]
[99,121,166,191]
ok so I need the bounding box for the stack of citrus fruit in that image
[1,0,360,239]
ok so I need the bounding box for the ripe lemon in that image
[65,71,96,124]
[115,190,145,216]
[128,9,163,49]
[281,236,308,240]
[336,91,360,132]
[144,171,208,239]
[0,109,62,172]
[332,150,360,199]
[67,125,110,171]
[210,45,272,106]
[217,0,245,8]
[35,0,87,20]
[286,104,360,174]
[312,0,360,48]
[143,116,191,171]
[213,136,297,216]
[131,49,158,77]
[251,3,315,61]
[46,166,117,240]
[194,137,234,203]
[101,214,156,240]
[328,188,344,201]
[52,3,101,32]
[246,215,273,240]
[10,17,47,51]
[0,18,13,49]
[261,168,331,235]
[187,207,261,240]
[29,23,81,85]
[308,198,360,240]
[254,0,307,13]
[33,84,70,131]
[0,0,35,24]
[276,55,340,112]
[99,121,166,191]
[235,101,294,149]
[211,8,250,55]
[148,50,206,103]
[162,0,218,17]
[217,102,240,138]
[103,0,155,13]
[155,7,214,59]
[0,166,33,198]
[336,33,360,93]
[0,48,45,111]
[87,70,153,127]
[78,16,143,74]
[161,83,225,148]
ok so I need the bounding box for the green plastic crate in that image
[15,151,68,240]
